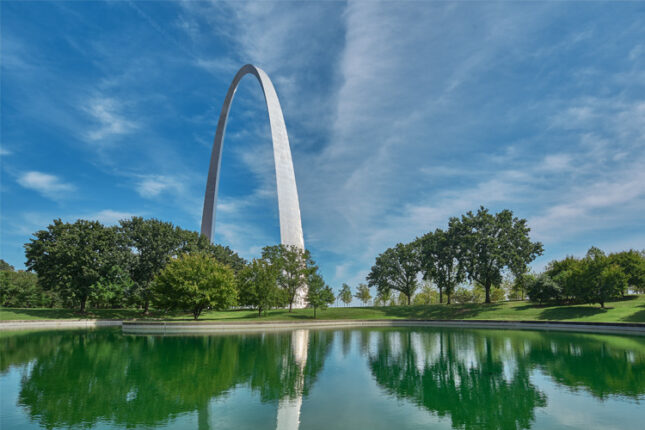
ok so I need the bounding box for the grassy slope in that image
[2,295,644,323]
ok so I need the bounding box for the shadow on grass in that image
[622,304,645,323]
[537,306,607,321]
[1,308,160,320]
[380,303,502,320]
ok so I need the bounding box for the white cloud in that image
[0,148,11,156]
[135,175,184,198]
[84,97,138,142]
[17,171,76,200]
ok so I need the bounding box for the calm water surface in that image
[1,327,643,429]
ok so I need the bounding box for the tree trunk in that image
[447,293,451,305]
[313,307,317,319]
[439,287,443,304]
[143,299,150,315]
[289,301,293,312]
[407,294,411,305]
[258,308,262,317]
[485,281,491,304]
[80,297,87,313]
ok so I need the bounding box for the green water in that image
[1,327,643,429]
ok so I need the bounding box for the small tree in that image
[526,274,561,304]
[238,259,284,316]
[375,288,393,306]
[152,253,237,319]
[340,283,353,306]
[261,244,316,312]
[355,283,372,306]
[367,243,421,305]
[307,273,334,318]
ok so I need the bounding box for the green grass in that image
[2,295,644,323]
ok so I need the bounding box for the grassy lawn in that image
[2,294,644,323]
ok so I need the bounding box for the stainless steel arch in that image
[200,64,305,250]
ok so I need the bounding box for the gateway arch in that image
[200,64,305,250]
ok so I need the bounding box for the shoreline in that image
[2,319,644,336]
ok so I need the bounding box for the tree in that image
[152,253,237,319]
[354,283,372,306]
[582,247,627,308]
[451,207,543,303]
[375,288,393,306]
[25,219,129,312]
[120,217,196,314]
[238,259,284,316]
[413,283,439,305]
[261,244,316,312]
[306,273,334,318]
[339,283,353,306]
[526,274,561,304]
[367,243,421,305]
[417,228,465,304]
[608,250,645,294]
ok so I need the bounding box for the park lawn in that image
[2,294,644,323]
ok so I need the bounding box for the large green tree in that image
[367,243,421,305]
[25,219,129,312]
[306,272,334,318]
[582,247,628,308]
[261,244,317,312]
[238,259,284,316]
[339,283,352,306]
[118,217,245,314]
[608,250,645,294]
[451,207,543,303]
[152,253,237,319]
[417,228,465,304]
[354,283,372,306]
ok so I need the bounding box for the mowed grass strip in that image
[2,295,644,323]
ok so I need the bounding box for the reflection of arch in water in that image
[200,64,305,250]
[276,329,309,430]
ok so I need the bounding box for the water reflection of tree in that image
[367,329,645,430]
[2,329,332,429]
[368,330,547,430]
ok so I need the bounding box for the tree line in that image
[365,206,644,308]
[1,217,334,319]
[367,207,544,305]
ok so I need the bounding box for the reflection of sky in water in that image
[1,328,643,430]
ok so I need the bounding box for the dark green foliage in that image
[416,228,465,304]
[306,273,335,318]
[152,253,237,319]
[526,274,561,304]
[608,250,645,294]
[238,259,284,316]
[24,219,130,312]
[450,207,543,303]
[0,262,60,308]
[367,242,421,305]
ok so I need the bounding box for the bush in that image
[526,274,561,304]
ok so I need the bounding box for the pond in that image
[1,327,643,429]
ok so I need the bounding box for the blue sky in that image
[1,1,644,293]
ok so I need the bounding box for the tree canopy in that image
[367,243,421,305]
[152,253,237,319]
[25,219,130,312]
[261,244,316,312]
